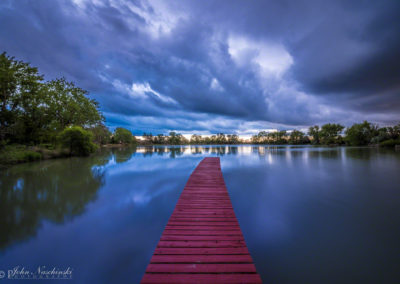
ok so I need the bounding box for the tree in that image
[257,131,268,144]
[251,135,259,144]
[154,134,165,144]
[268,132,277,143]
[13,84,51,144]
[345,121,378,146]
[276,130,287,144]
[379,139,400,147]
[319,123,344,144]
[143,133,153,144]
[227,134,239,144]
[89,123,111,145]
[190,134,203,144]
[0,53,103,145]
[215,133,227,144]
[44,78,103,132]
[308,125,320,144]
[59,126,97,156]
[289,130,305,144]
[389,123,400,139]
[168,131,184,145]
[114,127,134,144]
[0,52,43,142]
[371,123,400,144]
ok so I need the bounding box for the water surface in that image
[1,146,399,283]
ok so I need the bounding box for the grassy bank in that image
[0,143,138,166]
[0,145,70,165]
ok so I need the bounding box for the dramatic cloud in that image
[1,0,399,134]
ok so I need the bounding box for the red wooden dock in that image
[141,157,262,283]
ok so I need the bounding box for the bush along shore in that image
[1,52,399,165]
[0,52,137,165]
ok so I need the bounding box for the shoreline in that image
[2,143,398,167]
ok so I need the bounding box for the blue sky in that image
[1,0,399,135]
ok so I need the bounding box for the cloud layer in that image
[1,0,399,134]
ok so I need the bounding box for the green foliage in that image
[226,134,239,144]
[0,52,103,146]
[275,131,288,144]
[24,151,42,161]
[0,52,44,143]
[190,134,203,144]
[188,133,239,145]
[308,125,320,144]
[306,124,344,145]
[168,131,187,145]
[371,124,400,144]
[289,130,309,144]
[251,130,289,144]
[214,133,227,144]
[114,127,135,144]
[89,123,111,145]
[379,139,400,147]
[59,126,97,156]
[44,78,103,132]
[154,134,166,144]
[250,130,310,145]
[39,143,55,150]
[319,123,345,145]
[345,121,378,146]
[0,145,42,164]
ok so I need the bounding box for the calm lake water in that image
[1,145,400,283]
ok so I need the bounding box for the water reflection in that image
[137,145,243,156]
[2,145,397,251]
[0,145,399,283]
[112,146,137,163]
[0,152,112,249]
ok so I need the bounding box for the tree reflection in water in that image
[0,151,112,249]
[1,145,396,251]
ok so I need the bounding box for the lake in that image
[1,145,399,283]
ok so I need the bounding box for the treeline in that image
[2,53,398,164]
[0,53,137,163]
[137,122,400,147]
[251,122,400,146]
[141,132,241,145]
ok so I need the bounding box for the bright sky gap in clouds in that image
[1,0,399,135]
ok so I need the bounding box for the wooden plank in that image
[157,240,246,248]
[165,226,240,231]
[140,157,261,283]
[146,263,257,273]
[153,247,250,255]
[150,254,253,263]
[169,218,238,222]
[162,230,243,236]
[174,209,236,213]
[176,201,232,204]
[141,273,262,284]
[175,207,234,209]
[160,235,244,241]
[166,222,238,226]
[171,212,236,216]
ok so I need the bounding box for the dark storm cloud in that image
[288,1,400,96]
[0,0,399,134]
[181,0,400,111]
